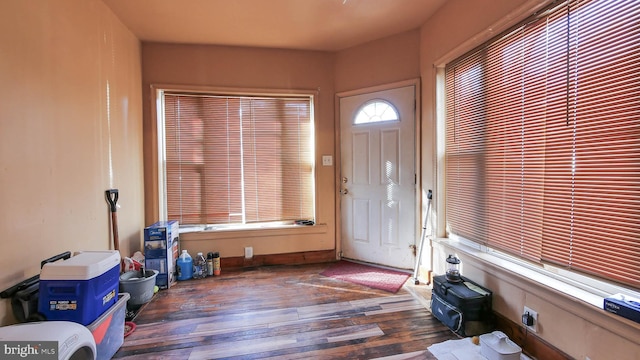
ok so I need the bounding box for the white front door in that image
[339,85,416,269]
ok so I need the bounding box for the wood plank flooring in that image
[114,263,458,360]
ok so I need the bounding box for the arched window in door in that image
[354,99,399,124]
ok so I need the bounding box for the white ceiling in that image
[102,0,447,51]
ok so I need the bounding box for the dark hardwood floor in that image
[114,262,458,360]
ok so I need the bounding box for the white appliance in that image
[0,321,96,360]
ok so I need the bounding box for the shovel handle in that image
[105,189,120,252]
[105,189,119,212]
[111,212,120,251]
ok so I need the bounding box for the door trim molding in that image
[334,78,422,262]
[336,78,420,99]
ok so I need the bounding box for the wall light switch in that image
[322,155,333,166]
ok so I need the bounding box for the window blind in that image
[445,0,640,289]
[163,93,314,226]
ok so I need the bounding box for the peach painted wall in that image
[0,0,143,325]
[420,0,640,358]
[141,43,336,259]
[334,29,421,93]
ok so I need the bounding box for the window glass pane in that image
[354,100,399,124]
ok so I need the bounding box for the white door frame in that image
[334,78,422,264]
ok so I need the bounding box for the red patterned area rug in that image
[320,260,411,293]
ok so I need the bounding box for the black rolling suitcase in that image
[430,274,493,336]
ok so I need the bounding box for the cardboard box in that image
[87,292,129,360]
[604,293,640,324]
[38,251,120,325]
[144,220,179,289]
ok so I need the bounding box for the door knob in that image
[341,188,349,195]
[342,177,348,183]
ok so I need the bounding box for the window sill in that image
[433,237,640,345]
[179,223,328,241]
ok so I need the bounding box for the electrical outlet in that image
[523,306,538,332]
[244,246,253,259]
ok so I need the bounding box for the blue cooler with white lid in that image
[38,250,120,325]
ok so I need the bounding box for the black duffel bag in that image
[430,274,494,337]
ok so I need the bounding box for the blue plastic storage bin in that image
[87,292,129,360]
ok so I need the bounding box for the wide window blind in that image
[163,93,314,226]
[445,0,640,289]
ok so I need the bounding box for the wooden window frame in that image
[155,86,317,228]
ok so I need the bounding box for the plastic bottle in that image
[176,250,193,281]
[193,252,207,279]
[206,252,214,277]
[213,252,221,276]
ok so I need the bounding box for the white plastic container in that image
[480,331,522,360]
[0,321,96,360]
